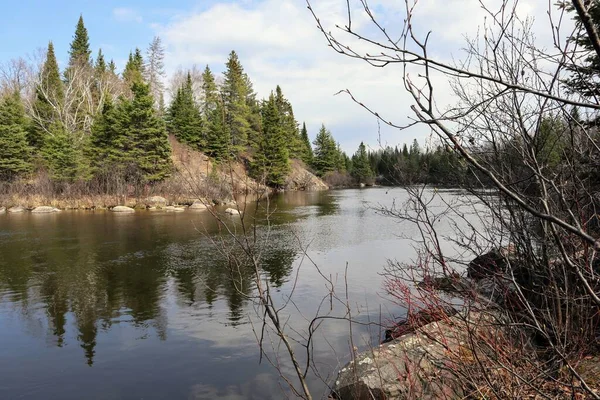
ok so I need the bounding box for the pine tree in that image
[31,42,64,148]
[0,92,32,179]
[41,122,81,182]
[300,122,313,164]
[125,82,171,182]
[312,124,338,177]
[68,15,92,66]
[222,51,251,150]
[351,142,374,183]
[252,94,290,187]
[108,60,117,74]
[168,72,203,148]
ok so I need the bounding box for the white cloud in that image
[113,7,143,23]
[155,0,561,153]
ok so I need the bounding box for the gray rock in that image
[145,196,167,208]
[225,208,240,215]
[31,206,60,213]
[165,206,185,212]
[8,205,25,213]
[331,311,504,399]
[190,201,208,210]
[111,206,135,213]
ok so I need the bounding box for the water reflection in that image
[0,189,409,399]
[0,197,324,367]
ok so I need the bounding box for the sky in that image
[0,0,558,154]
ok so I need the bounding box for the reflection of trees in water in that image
[0,207,305,365]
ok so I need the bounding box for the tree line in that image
[0,15,382,193]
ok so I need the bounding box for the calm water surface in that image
[0,188,469,399]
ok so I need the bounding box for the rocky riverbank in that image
[0,139,328,211]
[330,248,600,399]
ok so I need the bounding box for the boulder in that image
[165,206,185,212]
[7,205,25,213]
[145,196,167,208]
[0,207,5,214]
[190,201,208,210]
[467,245,514,280]
[383,305,457,343]
[31,206,60,213]
[225,208,240,215]
[111,206,135,213]
[331,311,504,400]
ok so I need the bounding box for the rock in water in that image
[165,206,185,212]
[190,201,208,210]
[31,206,60,213]
[225,208,240,215]
[7,205,25,213]
[0,207,5,214]
[111,206,135,213]
[145,196,167,208]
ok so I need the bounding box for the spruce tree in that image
[31,42,64,148]
[252,94,290,187]
[351,142,374,183]
[108,60,117,74]
[88,96,126,172]
[41,122,81,182]
[205,96,231,161]
[95,49,106,75]
[222,50,251,150]
[168,72,203,148]
[312,124,338,176]
[68,15,92,66]
[0,92,32,179]
[123,49,145,85]
[201,65,217,116]
[125,82,171,182]
[274,85,302,157]
[300,122,313,164]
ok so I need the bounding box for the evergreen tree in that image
[0,92,32,179]
[274,85,302,157]
[41,122,81,182]
[168,72,203,148]
[300,122,313,164]
[205,95,231,161]
[88,96,126,172]
[95,49,106,75]
[68,15,92,66]
[31,42,64,148]
[312,124,338,176]
[351,142,374,183]
[201,65,217,117]
[565,1,600,97]
[124,82,171,181]
[123,49,145,85]
[222,50,251,150]
[108,60,117,74]
[252,94,290,187]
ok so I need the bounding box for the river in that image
[0,187,469,399]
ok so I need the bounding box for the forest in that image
[0,15,472,198]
